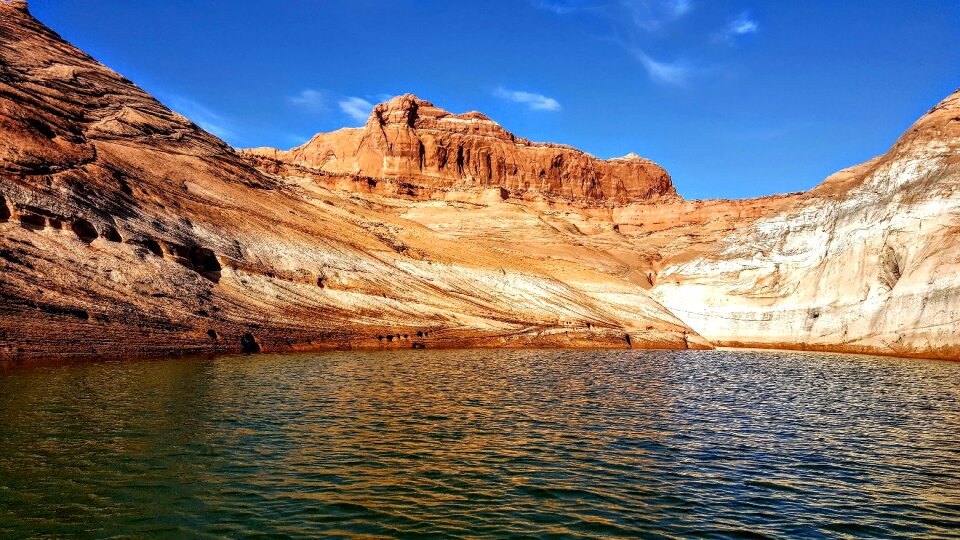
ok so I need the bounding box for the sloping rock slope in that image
[652,90,960,360]
[0,0,705,361]
[247,88,960,362]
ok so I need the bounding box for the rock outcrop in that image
[0,1,704,361]
[651,89,960,360]
[243,94,677,203]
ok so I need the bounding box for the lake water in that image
[1,349,958,538]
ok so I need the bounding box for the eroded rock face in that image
[3,0,959,363]
[243,94,677,203]
[0,2,702,361]
[652,89,960,360]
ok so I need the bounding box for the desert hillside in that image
[2,0,958,361]
[0,0,703,360]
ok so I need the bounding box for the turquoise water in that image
[1,349,959,538]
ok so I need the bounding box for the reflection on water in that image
[1,349,959,537]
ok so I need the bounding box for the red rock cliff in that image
[246,94,677,203]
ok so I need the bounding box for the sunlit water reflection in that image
[1,349,959,537]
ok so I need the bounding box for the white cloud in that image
[534,0,692,29]
[628,49,689,85]
[288,89,327,113]
[713,12,758,43]
[622,0,693,30]
[728,12,758,36]
[534,0,698,85]
[339,96,374,123]
[163,94,233,140]
[494,88,561,111]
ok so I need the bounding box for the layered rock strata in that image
[651,90,960,360]
[243,94,676,203]
[0,1,703,361]
[3,0,960,362]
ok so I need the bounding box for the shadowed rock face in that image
[0,1,703,361]
[244,94,677,203]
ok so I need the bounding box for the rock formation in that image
[247,89,960,361]
[243,94,676,203]
[2,0,959,362]
[651,89,960,360]
[0,0,703,361]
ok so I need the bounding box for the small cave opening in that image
[386,335,394,342]
[403,334,408,339]
[207,329,220,341]
[317,276,326,288]
[143,238,163,256]
[416,331,423,338]
[189,246,222,283]
[240,332,261,353]
[377,335,384,342]
[19,213,46,231]
[37,303,89,320]
[71,218,98,244]
[27,118,56,139]
[104,226,122,242]
[624,334,633,348]
[367,178,378,189]
[455,145,465,177]
[0,194,10,222]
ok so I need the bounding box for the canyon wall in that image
[3,0,959,362]
[0,0,703,360]
[248,88,960,361]
[652,90,960,360]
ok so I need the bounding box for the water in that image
[1,349,959,538]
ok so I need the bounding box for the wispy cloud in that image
[712,12,758,44]
[627,49,690,86]
[494,88,561,111]
[339,96,374,123]
[724,12,758,40]
[288,89,328,113]
[163,94,233,140]
[622,0,692,31]
[534,0,693,30]
[534,0,698,85]
[534,0,758,86]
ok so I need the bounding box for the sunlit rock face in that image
[244,94,677,203]
[3,0,959,362]
[0,1,703,360]
[652,90,960,360]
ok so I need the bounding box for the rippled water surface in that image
[1,349,959,538]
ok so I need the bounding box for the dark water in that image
[1,349,959,538]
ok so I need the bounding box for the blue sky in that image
[29,0,960,199]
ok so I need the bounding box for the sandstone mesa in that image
[1,0,958,361]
